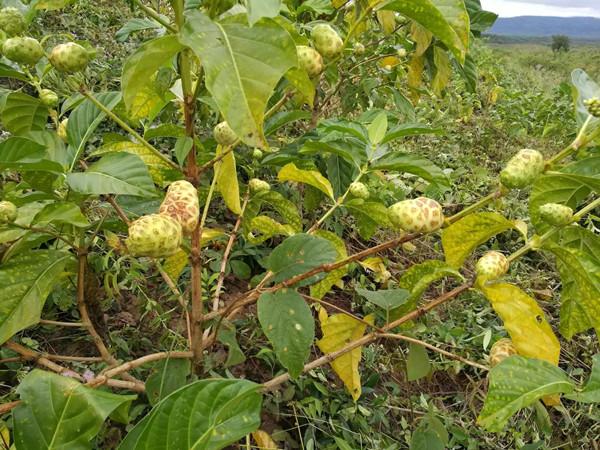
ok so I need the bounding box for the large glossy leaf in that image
[380,0,468,63]
[370,153,450,191]
[381,123,443,144]
[481,283,560,366]
[0,137,64,173]
[344,199,392,240]
[566,354,600,403]
[442,212,520,268]
[478,356,574,432]
[266,234,337,286]
[119,379,262,450]
[180,11,296,148]
[547,246,600,339]
[1,92,48,136]
[0,251,71,344]
[355,288,410,314]
[32,202,90,228]
[399,260,464,302]
[67,92,122,170]
[145,359,191,406]
[317,312,374,401]
[14,370,135,450]
[571,69,600,129]
[247,0,281,25]
[258,289,314,378]
[122,35,183,119]
[66,153,157,197]
[278,163,335,199]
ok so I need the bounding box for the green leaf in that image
[381,123,443,144]
[566,354,600,403]
[247,0,281,25]
[180,11,296,148]
[297,0,334,15]
[119,378,262,450]
[32,202,90,228]
[407,342,431,381]
[481,283,560,366]
[14,370,136,450]
[547,246,600,340]
[67,92,122,170]
[355,288,410,314]
[246,215,297,244]
[344,199,392,240]
[478,356,574,432]
[310,230,348,299]
[370,152,449,191]
[301,140,367,169]
[1,92,48,136]
[0,62,27,81]
[66,153,157,197]
[571,69,600,129]
[381,0,468,63]
[216,320,246,367]
[410,428,444,450]
[146,358,191,406]
[0,137,64,173]
[215,145,241,214]
[284,67,315,107]
[367,112,388,145]
[122,35,182,120]
[116,18,164,42]
[258,289,315,378]
[266,234,337,286]
[442,212,519,268]
[399,260,464,302]
[265,110,311,136]
[0,251,71,345]
[278,163,335,199]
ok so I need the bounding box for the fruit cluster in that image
[297,23,344,78]
[126,180,200,258]
[584,97,600,118]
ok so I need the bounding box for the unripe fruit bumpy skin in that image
[476,251,509,281]
[397,47,407,58]
[213,121,237,146]
[311,23,343,58]
[3,37,44,65]
[500,148,545,189]
[0,7,25,37]
[159,180,199,235]
[0,201,18,224]
[125,214,183,258]
[49,42,90,73]
[58,118,68,142]
[388,197,444,233]
[40,89,59,108]
[584,97,600,118]
[539,203,573,227]
[353,42,365,55]
[349,181,369,199]
[0,30,7,53]
[252,149,263,160]
[249,178,270,193]
[296,45,323,78]
[489,338,517,367]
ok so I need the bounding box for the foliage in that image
[0,0,599,449]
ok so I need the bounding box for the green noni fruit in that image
[500,149,545,189]
[249,178,271,193]
[213,121,237,146]
[539,203,573,226]
[3,37,44,65]
[389,197,444,233]
[297,45,323,78]
[40,89,59,108]
[0,7,25,37]
[584,97,600,118]
[125,214,183,258]
[49,42,90,73]
[349,181,369,199]
[475,251,509,280]
[311,23,343,58]
[0,201,18,224]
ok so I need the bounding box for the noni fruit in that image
[539,203,573,227]
[500,149,545,189]
[159,180,199,235]
[584,97,600,118]
[311,23,343,58]
[3,37,44,65]
[125,214,183,258]
[297,45,323,78]
[0,7,25,37]
[249,178,271,193]
[0,201,17,224]
[489,338,517,367]
[213,121,237,146]
[40,89,59,108]
[49,42,89,73]
[476,251,509,280]
[389,197,444,233]
[349,181,369,199]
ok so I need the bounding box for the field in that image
[0,1,600,450]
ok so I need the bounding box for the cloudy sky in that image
[481,0,600,17]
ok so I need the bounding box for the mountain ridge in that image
[488,16,600,39]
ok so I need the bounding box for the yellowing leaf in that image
[317,313,374,401]
[431,46,451,96]
[278,163,334,200]
[379,56,401,68]
[310,230,348,299]
[482,283,560,366]
[407,54,425,102]
[247,216,297,244]
[411,22,433,57]
[252,430,279,449]
[162,249,189,283]
[215,145,241,214]
[377,10,396,34]
[201,228,225,245]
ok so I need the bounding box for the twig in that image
[378,333,489,371]
[302,294,384,332]
[39,319,84,328]
[156,261,192,348]
[133,0,176,32]
[87,351,192,388]
[0,401,21,415]
[44,354,105,363]
[105,195,130,225]
[262,282,473,391]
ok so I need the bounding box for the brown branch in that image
[0,401,21,416]
[156,262,192,348]
[197,147,234,176]
[105,195,130,225]
[44,354,105,363]
[39,319,85,328]
[378,333,489,371]
[205,232,420,322]
[262,282,473,391]
[87,351,193,388]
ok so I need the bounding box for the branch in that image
[105,195,131,225]
[156,261,192,348]
[262,282,473,391]
[39,319,84,328]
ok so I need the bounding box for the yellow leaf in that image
[215,145,241,214]
[252,430,279,449]
[481,283,560,365]
[410,22,432,57]
[378,56,401,68]
[161,229,223,281]
[278,163,334,200]
[407,55,425,103]
[200,228,225,245]
[310,230,348,299]
[0,422,9,449]
[376,10,396,34]
[431,47,451,96]
[317,312,374,401]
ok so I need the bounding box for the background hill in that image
[488,16,600,40]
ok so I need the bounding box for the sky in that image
[481,0,600,18]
